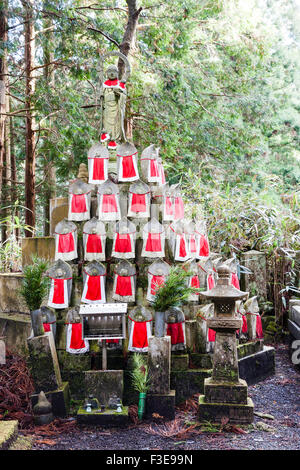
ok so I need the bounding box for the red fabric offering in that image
[115,275,132,296]
[85,275,101,301]
[71,194,87,213]
[190,235,197,254]
[242,315,248,333]
[43,323,51,332]
[69,323,86,350]
[131,193,146,212]
[52,278,65,304]
[165,196,173,216]
[122,155,136,178]
[102,194,118,213]
[132,322,148,349]
[104,79,118,87]
[114,233,132,253]
[191,275,200,294]
[256,315,264,339]
[150,275,165,295]
[86,234,102,253]
[145,232,161,252]
[231,273,240,289]
[179,235,187,258]
[93,158,105,181]
[174,197,184,219]
[57,232,75,253]
[106,339,119,344]
[207,274,215,290]
[199,235,209,257]
[208,328,216,342]
[167,322,184,345]
[150,159,159,177]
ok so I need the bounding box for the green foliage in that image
[130,353,150,394]
[19,256,50,312]
[152,265,196,312]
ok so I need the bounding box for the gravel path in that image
[29,344,300,451]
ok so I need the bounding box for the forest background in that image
[0,0,299,321]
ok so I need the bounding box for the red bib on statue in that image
[145,233,161,252]
[57,232,75,253]
[86,234,102,253]
[71,194,87,213]
[131,193,146,212]
[167,322,184,345]
[114,233,132,253]
[115,275,132,296]
[102,194,118,213]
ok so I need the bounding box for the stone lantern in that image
[198,265,254,424]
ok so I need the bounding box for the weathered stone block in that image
[240,250,267,302]
[290,305,300,327]
[77,406,129,427]
[146,390,176,420]
[288,319,300,340]
[185,320,197,352]
[85,370,123,406]
[22,237,55,267]
[203,377,248,405]
[171,369,212,405]
[50,197,68,235]
[189,353,213,369]
[0,420,18,450]
[0,274,28,313]
[57,350,91,371]
[61,371,86,400]
[237,340,263,359]
[27,332,62,393]
[198,395,254,424]
[238,346,275,385]
[30,381,70,417]
[148,336,171,394]
[171,354,189,371]
[0,313,31,354]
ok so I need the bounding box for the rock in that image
[255,421,276,432]
[254,411,275,420]
[33,391,54,425]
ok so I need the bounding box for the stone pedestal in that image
[27,332,62,393]
[147,335,176,419]
[84,370,124,407]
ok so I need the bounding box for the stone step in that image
[9,435,32,451]
[0,420,18,450]
[290,305,300,328]
[288,319,300,340]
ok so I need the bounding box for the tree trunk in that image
[43,15,56,236]
[23,0,36,237]
[0,0,8,219]
[118,0,142,140]
[10,111,19,240]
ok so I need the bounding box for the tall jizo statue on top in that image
[99,52,131,150]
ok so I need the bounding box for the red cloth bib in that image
[43,323,51,333]
[71,194,87,213]
[256,315,264,339]
[132,321,148,349]
[69,323,86,350]
[208,328,216,342]
[150,274,165,296]
[167,322,184,345]
[93,158,105,181]
[131,193,146,212]
[199,235,209,257]
[150,159,159,177]
[52,278,65,304]
[242,315,248,333]
[179,235,187,258]
[190,235,197,253]
[115,275,132,296]
[114,233,132,253]
[145,233,161,252]
[86,233,102,253]
[207,274,215,290]
[165,196,173,216]
[231,273,240,289]
[122,155,136,178]
[191,275,200,294]
[57,232,75,253]
[174,197,184,219]
[85,275,101,301]
[102,194,118,213]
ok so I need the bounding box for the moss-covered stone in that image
[171,369,212,405]
[171,354,189,371]
[0,420,18,450]
[198,395,254,424]
[189,353,212,369]
[57,350,91,371]
[77,406,129,427]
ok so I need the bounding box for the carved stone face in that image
[57,269,63,278]
[120,268,128,276]
[106,65,118,80]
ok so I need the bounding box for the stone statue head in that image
[106,65,118,80]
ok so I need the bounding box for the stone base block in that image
[146,390,176,420]
[171,354,189,370]
[85,370,123,407]
[198,395,254,424]
[238,346,275,385]
[189,353,212,369]
[171,369,212,405]
[204,377,248,405]
[237,340,263,359]
[31,381,70,417]
[77,406,129,427]
[288,319,300,340]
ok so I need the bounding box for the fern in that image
[19,256,50,312]
[152,265,197,312]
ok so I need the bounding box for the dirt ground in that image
[27,343,299,451]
